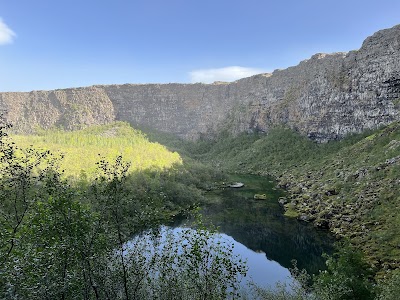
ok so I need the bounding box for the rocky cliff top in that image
[1,24,399,141]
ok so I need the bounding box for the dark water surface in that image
[128,174,334,289]
[199,174,334,288]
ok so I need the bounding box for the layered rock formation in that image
[1,24,399,141]
[232,24,400,141]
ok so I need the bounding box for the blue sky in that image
[0,0,399,92]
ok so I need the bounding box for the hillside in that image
[182,122,400,274]
[0,25,399,142]
[11,122,182,179]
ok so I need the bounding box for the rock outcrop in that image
[1,24,400,141]
[0,86,115,133]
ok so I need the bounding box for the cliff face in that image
[1,25,400,141]
[0,87,115,133]
[230,24,400,141]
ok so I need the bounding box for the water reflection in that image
[202,174,334,275]
[216,232,293,288]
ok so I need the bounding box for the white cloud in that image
[189,66,267,83]
[0,18,16,45]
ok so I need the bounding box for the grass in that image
[283,204,300,218]
[11,122,182,180]
[165,123,400,273]
[9,120,400,274]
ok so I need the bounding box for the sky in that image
[0,0,399,92]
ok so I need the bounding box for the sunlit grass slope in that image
[11,122,182,179]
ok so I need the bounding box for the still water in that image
[197,174,334,288]
[128,174,334,289]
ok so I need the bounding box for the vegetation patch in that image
[168,123,400,277]
[2,116,400,298]
[0,120,247,299]
[11,122,182,180]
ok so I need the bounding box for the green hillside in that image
[11,122,182,180]
[1,119,249,299]
[2,118,400,298]
[180,123,400,274]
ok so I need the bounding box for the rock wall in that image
[0,86,115,133]
[231,24,400,141]
[1,24,399,141]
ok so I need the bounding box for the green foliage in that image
[0,119,247,299]
[7,187,103,299]
[137,219,248,299]
[11,122,182,179]
[180,123,400,273]
[377,270,400,300]
[4,116,400,299]
[169,215,248,299]
[240,244,379,300]
[143,122,400,298]
[0,124,105,298]
[312,244,377,300]
[244,246,378,300]
[85,222,248,300]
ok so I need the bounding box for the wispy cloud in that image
[0,18,16,45]
[189,66,267,83]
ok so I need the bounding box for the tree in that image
[312,243,376,300]
[0,117,248,299]
[0,118,106,299]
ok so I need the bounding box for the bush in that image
[312,244,376,300]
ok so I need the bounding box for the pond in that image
[127,174,334,290]
[197,174,334,288]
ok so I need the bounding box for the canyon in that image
[1,25,399,142]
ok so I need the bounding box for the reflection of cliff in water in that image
[202,175,334,275]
